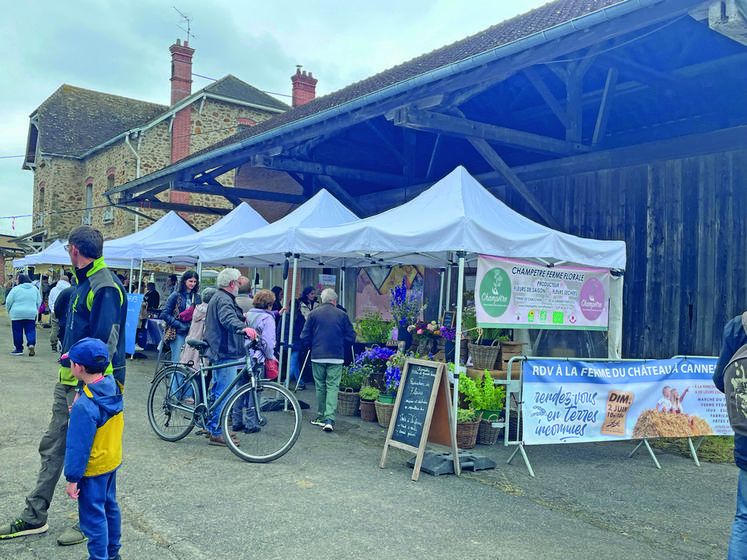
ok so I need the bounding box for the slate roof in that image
[32,76,290,160]
[190,0,626,157]
[204,75,289,112]
[33,85,167,157]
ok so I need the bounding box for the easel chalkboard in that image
[380,359,459,481]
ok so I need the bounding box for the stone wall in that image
[31,97,281,243]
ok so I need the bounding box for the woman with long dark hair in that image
[160,270,201,362]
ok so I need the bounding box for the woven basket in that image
[477,414,503,446]
[360,399,377,422]
[456,413,482,449]
[375,400,395,428]
[337,389,360,416]
[468,341,500,370]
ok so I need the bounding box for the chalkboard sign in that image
[391,362,439,447]
[441,310,455,329]
[380,358,459,481]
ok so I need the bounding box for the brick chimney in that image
[291,66,318,108]
[170,39,195,105]
[169,39,195,164]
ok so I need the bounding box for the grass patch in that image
[649,436,735,463]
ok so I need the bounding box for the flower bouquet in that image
[390,278,426,347]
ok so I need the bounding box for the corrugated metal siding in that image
[508,148,747,359]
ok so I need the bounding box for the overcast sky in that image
[0,0,549,237]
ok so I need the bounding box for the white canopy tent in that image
[292,166,626,270]
[103,211,195,263]
[200,189,360,385]
[282,166,626,430]
[139,202,268,265]
[200,189,359,267]
[13,239,67,268]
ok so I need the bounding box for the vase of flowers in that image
[440,325,457,361]
[408,319,439,357]
[390,278,426,351]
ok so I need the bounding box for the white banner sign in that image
[476,255,610,330]
[521,357,730,445]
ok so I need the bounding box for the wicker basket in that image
[375,400,395,428]
[360,399,377,422]
[468,341,500,370]
[477,414,503,445]
[337,389,360,416]
[456,413,482,449]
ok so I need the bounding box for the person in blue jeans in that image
[64,337,123,560]
[289,286,317,389]
[202,268,257,446]
[6,274,41,356]
[713,311,747,560]
[160,270,201,399]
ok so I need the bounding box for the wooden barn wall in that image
[506,148,747,359]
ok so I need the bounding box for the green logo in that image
[479,268,511,318]
[552,311,564,324]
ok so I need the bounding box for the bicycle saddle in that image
[186,339,209,351]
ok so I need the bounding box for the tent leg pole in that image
[452,253,465,437]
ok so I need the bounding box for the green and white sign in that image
[475,255,610,330]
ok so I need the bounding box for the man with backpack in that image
[714,311,747,560]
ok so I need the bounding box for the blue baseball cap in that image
[62,337,110,370]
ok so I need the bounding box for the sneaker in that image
[323,419,335,432]
[28,345,35,357]
[10,349,23,356]
[310,417,325,426]
[0,518,49,539]
[296,380,306,390]
[56,522,86,546]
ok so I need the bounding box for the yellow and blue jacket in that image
[64,375,124,481]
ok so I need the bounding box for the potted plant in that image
[354,310,393,345]
[356,346,396,392]
[337,365,367,416]
[378,351,406,403]
[458,371,506,419]
[359,386,379,422]
[455,407,482,449]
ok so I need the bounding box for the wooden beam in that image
[523,66,569,128]
[392,107,589,155]
[592,67,619,147]
[118,198,232,216]
[365,121,407,165]
[251,155,411,186]
[601,52,682,89]
[172,181,306,204]
[467,137,560,229]
[314,175,366,217]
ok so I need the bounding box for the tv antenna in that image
[173,6,197,42]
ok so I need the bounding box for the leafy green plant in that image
[456,408,478,422]
[340,367,366,392]
[458,371,506,412]
[359,386,380,401]
[354,311,393,344]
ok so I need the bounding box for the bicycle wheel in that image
[147,364,199,442]
[221,381,302,463]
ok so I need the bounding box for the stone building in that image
[20,39,318,247]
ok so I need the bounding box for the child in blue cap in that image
[63,337,123,560]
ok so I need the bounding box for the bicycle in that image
[147,335,302,463]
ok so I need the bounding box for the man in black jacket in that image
[300,288,356,432]
[203,268,256,447]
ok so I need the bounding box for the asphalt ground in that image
[0,310,737,560]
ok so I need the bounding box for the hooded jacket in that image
[64,374,123,481]
[5,283,41,321]
[60,258,127,386]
